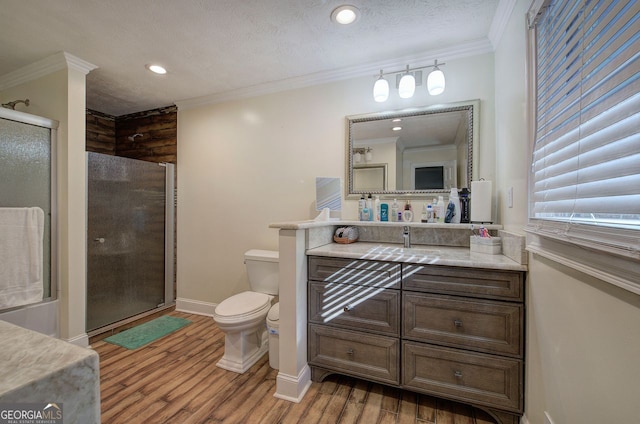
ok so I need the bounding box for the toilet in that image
[213,249,279,373]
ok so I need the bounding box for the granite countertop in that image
[270,220,503,231]
[306,242,527,271]
[0,320,100,422]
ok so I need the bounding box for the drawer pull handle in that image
[454,320,463,328]
[454,370,463,378]
[343,305,353,312]
[346,349,354,356]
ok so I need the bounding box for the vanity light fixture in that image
[331,5,359,25]
[146,64,167,75]
[365,147,373,161]
[371,60,446,101]
[373,70,389,103]
[353,147,372,162]
[427,60,445,95]
[398,66,415,98]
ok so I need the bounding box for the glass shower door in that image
[87,152,172,332]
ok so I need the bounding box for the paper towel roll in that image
[471,180,492,223]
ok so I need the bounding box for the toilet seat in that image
[214,291,272,320]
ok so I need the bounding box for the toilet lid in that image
[215,291,271,318]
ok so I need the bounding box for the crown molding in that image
[488,0,518,49]
[0,52,97,91]
[175,38,494,111]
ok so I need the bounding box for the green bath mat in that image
[104,315,191,350]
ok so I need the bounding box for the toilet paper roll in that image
[471,180,492,223]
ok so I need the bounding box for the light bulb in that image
[427,68,445,95]
[373,75,389,102]
[354,152,361,163]
[365,149,373,161]
[398,72,415,98]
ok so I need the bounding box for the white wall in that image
[177,53,495,307]
[494,1,640,423]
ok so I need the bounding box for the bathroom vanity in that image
[270,220,527,424]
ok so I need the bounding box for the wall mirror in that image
[346,100,478,198]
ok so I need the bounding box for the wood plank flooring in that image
[92,311,497,424]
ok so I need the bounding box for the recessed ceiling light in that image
[392,126,402,131]
[146,64,167,75]
[331,5,359,25]
[392,118,402,122]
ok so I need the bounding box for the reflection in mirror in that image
[353,164,387,191]
[346,100,478,198]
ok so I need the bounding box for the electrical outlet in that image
[544,411,555,424]
[508,186,513,208]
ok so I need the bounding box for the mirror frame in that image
[346,100,479,199]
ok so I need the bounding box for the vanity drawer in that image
[308,256,401,289]
[403,293,523,357]
[402,264,523,301]
[309,282,400,336]
[403,342,523,413]
[308,324,399,385]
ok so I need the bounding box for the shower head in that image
[1,99,29,110]
[128,133,143,141]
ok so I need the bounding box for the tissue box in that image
[470,236,502,254]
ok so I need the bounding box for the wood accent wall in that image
[86,105,177,164]
[86,110,116,155]
[115,106,177,164]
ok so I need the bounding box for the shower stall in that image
[86,152,175,333]
[0,107,58,337]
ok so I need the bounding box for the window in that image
[526,0,640,294]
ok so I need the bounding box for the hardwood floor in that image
[92,311,497,424]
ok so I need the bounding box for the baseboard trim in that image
[65,333,89,347]
[274,365,312,403]
[176,297,216,316]
[520,414,530,424]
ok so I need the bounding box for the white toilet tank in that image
[245,250,279,295]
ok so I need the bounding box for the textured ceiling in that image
[0,0,502,116]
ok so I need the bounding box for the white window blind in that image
[531,0,640,230]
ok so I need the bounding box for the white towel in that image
[0,207,44,309]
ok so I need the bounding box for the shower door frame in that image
[0,107,58,308]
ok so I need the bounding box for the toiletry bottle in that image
[432,198,438,222]
[362,204,370,221]
[390,199,399,222]
[449,188,461,224]
[427,204,434,223]
[402,200,413,222]
[366,194,373,221]
[459,188,470,223]
[421,203,429,223]
[380,203,389,221]
[436,196,445,223]
[374,195,381,221]
[358,195,365,221]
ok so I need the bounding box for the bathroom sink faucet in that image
[403,226,411,248]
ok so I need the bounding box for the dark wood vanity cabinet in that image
[308,256,525,424]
